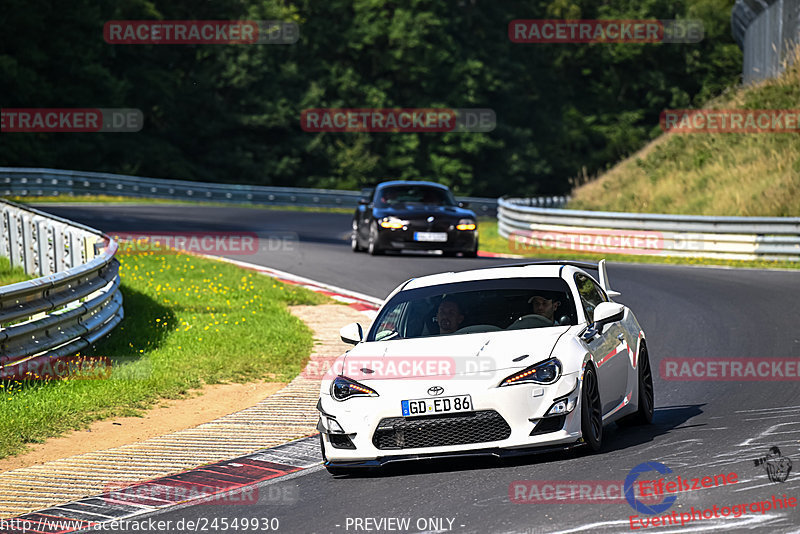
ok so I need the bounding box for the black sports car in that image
[351,181,478,256]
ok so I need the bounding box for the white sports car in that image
[317,260,653,474]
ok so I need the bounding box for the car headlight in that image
[379,217,408,229]
[499,358,562,386]
[331,376,379,401]
[456,218,476,231]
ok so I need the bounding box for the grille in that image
[372,410,511,450]
[406,219,453,232]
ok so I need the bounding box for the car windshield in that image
[375,185,456,208]
[368,277,578,341]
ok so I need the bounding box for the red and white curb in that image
[2,437,321,534]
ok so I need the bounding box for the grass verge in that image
[568,48,800,216]
[0,248,328,459]
[0,257,30,286]
[478,219,800,270]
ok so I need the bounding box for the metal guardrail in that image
[498,198,800,261]
[0,167,512,216]
[0,199,123,378]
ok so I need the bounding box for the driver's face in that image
[531,296,559,321]
[437,301,464,334]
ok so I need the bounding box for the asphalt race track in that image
[36,204,800,534]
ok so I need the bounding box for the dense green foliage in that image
[1,0,741,196]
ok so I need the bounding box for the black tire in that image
[617,345,654,426]
[580,365,603,452]
[367,223,383,255]
[351,221,363,252]
[464,239,479,258]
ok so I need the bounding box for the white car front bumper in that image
[318,370,584,465]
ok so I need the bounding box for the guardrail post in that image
[53,224,66,272]
[84,235,96,263]
[1,208,10,261]
[21,215,36,274]
[36,220,52,276]
[6,210,22,269]
[68,231,81,269]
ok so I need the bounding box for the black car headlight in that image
[331,376,379,401]
[379,217,408,229]
[456,218,476,231]
[499,358,562,387]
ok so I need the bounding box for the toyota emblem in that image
[427,216,435,223]
[427,386,444,396]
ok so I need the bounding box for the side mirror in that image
[458,201,470,208]
[340,322,364,345]
[358,198,370,205]
[592,302,625,334]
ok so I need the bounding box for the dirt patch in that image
[0,380,285,473]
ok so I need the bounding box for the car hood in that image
[375,205,476,219]
[339,327,570,380]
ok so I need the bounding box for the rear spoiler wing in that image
[598,259,621,299]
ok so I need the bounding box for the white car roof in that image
[402,264,571,291]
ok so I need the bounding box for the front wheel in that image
[367,223,383,255]
[580,365,603,452]
[351,221,363,252]
[464,238,479,258]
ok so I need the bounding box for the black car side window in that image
[574,273,606,323]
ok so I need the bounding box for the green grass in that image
[478,218,800,270]
[568,48,800,216]
[0,256,29,286]
[6,195,354,214]
[0,248,328,459]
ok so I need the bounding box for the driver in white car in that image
[528,294,561,325]
[436,298,465,334]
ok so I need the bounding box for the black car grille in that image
[405,219,453,232]
[372,410,511,450]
